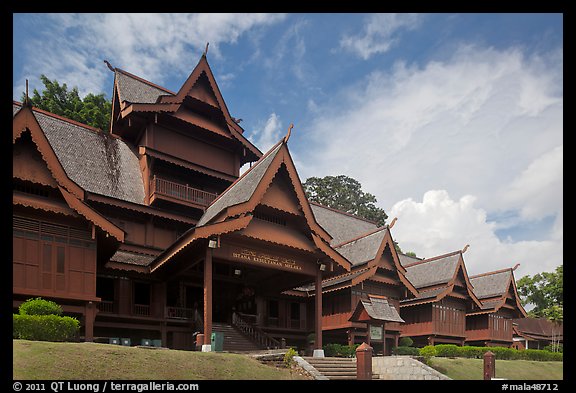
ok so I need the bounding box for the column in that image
[84,301,96,342]
[203,246,213,352]
[313,268,324,357]
[382,323,386,356]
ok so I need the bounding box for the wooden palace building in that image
[12,52,526,354]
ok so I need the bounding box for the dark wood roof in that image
[334,227,388,266]
[470,269,511,299]
[115,68,175,104]
[14,102,146,205]
[350,295,404,323]
[310,202,379,246]
[197,141,283,227]
[403,251,461,289]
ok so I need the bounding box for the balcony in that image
[150,176,218,209]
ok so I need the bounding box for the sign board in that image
[369,325,383,341]
[213,242,317,276]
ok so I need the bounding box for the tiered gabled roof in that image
[468,267,527,317]
[150,136,351,273]
[400,249,482,308]
[350,295,404,323]
[309,202,379,246]
[289,219,419,297]
[13,102,125,242]
[513,317,562,341]
[111,54,261,163]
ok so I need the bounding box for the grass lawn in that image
[13,340,309,380]
[428,357,563,380]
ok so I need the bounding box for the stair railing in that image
[232,312,283,349]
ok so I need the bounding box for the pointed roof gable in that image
[13,103,125,242]
[310,202,379,246]
[468,267,527,317]
[114,68,176,105]
[349,295,405,323]
[14,102,145,205]
[403,251,462,289]
[401,249,482,308]
[114,55,261,162]
[291,225,419,297]
[151,137,351,272]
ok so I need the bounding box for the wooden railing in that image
[133,304,150,316]
[233,312,282,349]
[150,176,218,207]
[98,300,114,313]
[165,306,194,320]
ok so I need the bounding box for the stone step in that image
[325,375,356,380]
[314,366,356,373]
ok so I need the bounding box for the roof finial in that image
[23,79,31,107]
[462,244,470,254]
[203,42,209,57]
[104,60,115,72]
[389,217,397,229]
[512,263,520,271]
[284,123,294,143]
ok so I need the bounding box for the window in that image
[56,246,65,273]
[290,302,300,320]
[268,300,279,318]
[134,282,151,305]
[42,244,52,272]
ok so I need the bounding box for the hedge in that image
[393,346,420,356]
[13,314,80,342]
[323,343,359,357]
[19,297,63,316]
[421,344,562,362]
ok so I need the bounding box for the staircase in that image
[212,322,262,352]
[302,357,358,380]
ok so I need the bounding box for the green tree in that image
[516,265,563,321]
[22,75,111,131]
[303,175,388,226]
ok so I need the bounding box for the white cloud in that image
[340,13,421,60]
[390,190,562,279]
[502,145,563,221]
[301,45,562,213]
[298,44,562,277]
[249,113,283,152]
[14,13,286,98]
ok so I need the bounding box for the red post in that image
[314,268,323,354]
[203,247,213,351]
[356,342,373,380]
[483,351,495,380]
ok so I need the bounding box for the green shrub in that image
[399,337,413,347]
[393,346,420,356]
[488,346,518,360]
[460,346,487,359]
[435,344,460,357]
[543,344,563,353]
[283,347,298,368]
[323,343,358,358]
[13,314,79,342]
[522,349,563,362]
[19,297,62,316]
[419,345,437,361]
[421,344,563,362]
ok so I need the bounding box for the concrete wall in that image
[372,356,451,380]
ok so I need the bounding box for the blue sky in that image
[13,13,563,278]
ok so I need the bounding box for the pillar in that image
[382,323,386,356]
[84,301,96,342]
[203,246,213,352]
[483,351,496,380]
[313,268,324,357]
[356,342,373,380]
